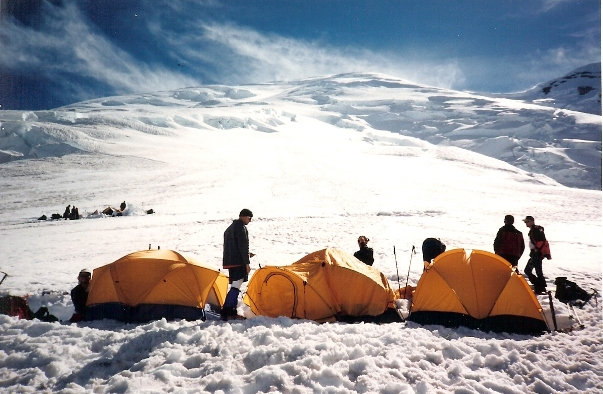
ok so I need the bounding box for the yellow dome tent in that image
[86,249,228,322]
[243,248,396,322]
[408,249,550,334]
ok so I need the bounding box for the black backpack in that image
[0,295,59,322]
[554,277,593,307]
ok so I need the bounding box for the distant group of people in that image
[37,204,80,221]
[38,201,131,221]
[64,205,81,220]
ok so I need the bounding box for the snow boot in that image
[220,288,240,321]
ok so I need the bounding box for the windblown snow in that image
[0,71,601,393]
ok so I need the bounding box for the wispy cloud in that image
[0,0,598,107]
[537,0,576,13]
[164,21,466,89]
[0,2,197,98]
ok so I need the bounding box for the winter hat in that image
[239,208,253,218]
[78,269,92,278]
[523,215,535,222]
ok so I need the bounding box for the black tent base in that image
[86,302,206,323]
[335,308,403,324]
[407,311,549,335]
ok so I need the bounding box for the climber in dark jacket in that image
[221,208,254,320]
[70,268,91,322]
[523,215,551,294]
[493,214,525,267]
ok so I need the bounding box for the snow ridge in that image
[1,68,601,189]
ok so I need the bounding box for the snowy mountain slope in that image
[0,72,601,392]
[1,72,601,190]
[507,62,601,115]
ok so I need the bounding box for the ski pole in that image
[0,272,7,286]
[394,246,402,296]
[403,246,416,299]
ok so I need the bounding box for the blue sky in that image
[1,0,600,109]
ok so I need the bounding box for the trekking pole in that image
[547,291,558,332]
[393,246,402,297]
[0,272,7,286]
[403,246,416,299]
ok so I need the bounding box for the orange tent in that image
[86,249,228,322]
[243,248,396,322]
[408,249,550,334]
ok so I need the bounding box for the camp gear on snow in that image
[0,295,33,319]
[554,277,594,308]
[244,248,396,323]
[0,295,58,322]
[86,249,228,322]
[408,248,550,334]
[394,286,416,300]
[0,272,58,322]
[553,277,594,329]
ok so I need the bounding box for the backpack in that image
[0,295,33,319]
[0,295,59,322]
[554,277,593,307]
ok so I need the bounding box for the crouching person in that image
[221,209,255,321]
[70,268,91,322]
[422,237,446,269]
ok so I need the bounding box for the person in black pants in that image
[523,215,551,294]
[221,209,255,320]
